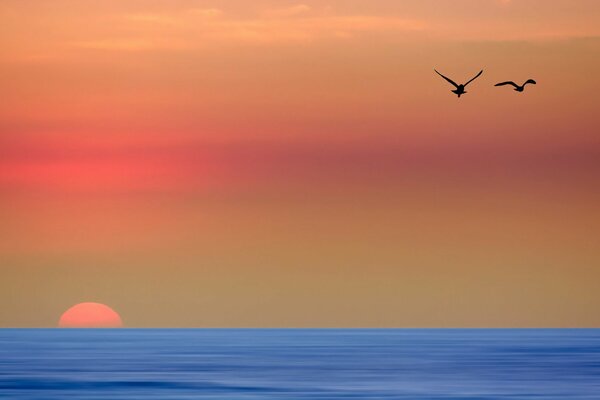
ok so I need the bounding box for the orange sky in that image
[1,0,599,327]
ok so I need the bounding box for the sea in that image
[1,329,599,399]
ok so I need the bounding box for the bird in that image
[495,79,537,92]
[434,69,483,98]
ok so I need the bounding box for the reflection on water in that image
[1,329,599,399]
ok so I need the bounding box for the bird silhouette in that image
[434,69,483,98]
[495,79,537,92]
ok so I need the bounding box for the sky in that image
[1,0,599,327]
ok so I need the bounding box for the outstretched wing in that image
[464,70,483,87]
[524,79,537,86]
[495,81,519,88]
[434,69,459,88]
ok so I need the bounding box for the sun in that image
[58,302,123,328]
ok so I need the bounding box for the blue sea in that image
[1,329,599,399]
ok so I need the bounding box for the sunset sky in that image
[1,0,599,327]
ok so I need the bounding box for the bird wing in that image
[495,81,519,88]
[464,70,483,87]
[434,69,459,88]
[524,79,537,86]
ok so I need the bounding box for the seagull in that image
[434,69,483,98]
[495,79,537,92]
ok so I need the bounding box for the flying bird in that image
[495,79,537,92]
[434,69,484,98]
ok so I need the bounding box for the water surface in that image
[1,329,599,399]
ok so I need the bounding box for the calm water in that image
[1,329,599,399]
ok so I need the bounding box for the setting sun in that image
[58,302,123,328]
